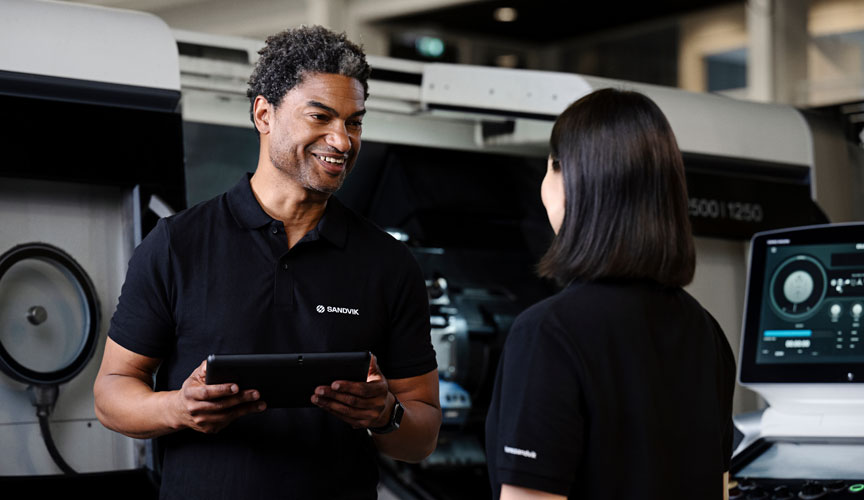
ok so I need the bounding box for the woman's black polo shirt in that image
[485,280,735,500]
[108,173,437,499]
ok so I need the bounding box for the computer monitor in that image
[739,222,864,384]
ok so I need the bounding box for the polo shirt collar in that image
[318,196,349,248]
[228,173,271,229]
[227,172,348,248]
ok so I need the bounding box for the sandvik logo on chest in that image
[316,304,360,316]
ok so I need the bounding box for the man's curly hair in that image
[246,25,371,126]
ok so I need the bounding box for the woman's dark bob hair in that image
[538,88,696,288]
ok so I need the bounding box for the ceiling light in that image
[495,54,520,68]
[493,7,518,22]
[415,36,445,58]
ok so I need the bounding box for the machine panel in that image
[733,223,864,499]
[731,438,864,499]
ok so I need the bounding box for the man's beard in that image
[270,149,348,195]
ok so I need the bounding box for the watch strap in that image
[368,395,404,435]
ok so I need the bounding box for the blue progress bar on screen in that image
[763,330,813,338]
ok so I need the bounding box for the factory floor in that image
[0,466,492,499]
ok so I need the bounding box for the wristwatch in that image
[368,395,404,435]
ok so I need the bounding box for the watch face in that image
[368,397,403,434]
[392,400,404,427]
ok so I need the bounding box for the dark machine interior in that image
[337,141,558,499]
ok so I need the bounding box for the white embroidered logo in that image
[504,446,537,459]
[316,305,360,316]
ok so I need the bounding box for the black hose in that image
[37,407,77,475]
[29,384,77,475]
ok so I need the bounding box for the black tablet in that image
[205,351,371,408]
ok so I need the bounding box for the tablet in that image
[205,351,371,408]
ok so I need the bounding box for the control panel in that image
[731,437,864,500]
[729,478,864,499]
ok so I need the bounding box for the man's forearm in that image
[371,399,441,462]
[94,373,180,439]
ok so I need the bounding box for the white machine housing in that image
[0,0,182,475]
[0,0,179,91]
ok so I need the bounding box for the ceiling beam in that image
[60,0,209,11]
[150,0,308,38]
[348,0,488,22]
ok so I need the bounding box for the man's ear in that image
[253,95,272,135]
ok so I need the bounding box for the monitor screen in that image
[739,223,864,383]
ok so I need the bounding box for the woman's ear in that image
[541,163,566,235]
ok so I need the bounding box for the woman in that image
[485,88,735,500]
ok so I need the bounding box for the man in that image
[93,25,441,499]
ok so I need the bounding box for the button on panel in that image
[773,485,794,499]
[798,481,827,499]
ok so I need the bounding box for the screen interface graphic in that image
[756,240,864,364]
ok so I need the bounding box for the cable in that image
[37,409,77,475]
[29,384,77,475]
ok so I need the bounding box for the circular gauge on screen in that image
[0,243,100,385]
[768,254,827,321]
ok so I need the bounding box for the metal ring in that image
[0,242,100,384]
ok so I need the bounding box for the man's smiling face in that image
[265,72,366,194]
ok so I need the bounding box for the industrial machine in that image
[731,222,864,499]
[0,0,185,495]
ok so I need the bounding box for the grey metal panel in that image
[686,237,764,416]
[799,109,864,222]
[0,178,139,474]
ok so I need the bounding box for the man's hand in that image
[310,354,441,462]
[95,338,265,439]
[311,354,394,429]
[172,360,267,434]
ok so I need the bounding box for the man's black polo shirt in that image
[109,173,437,499]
